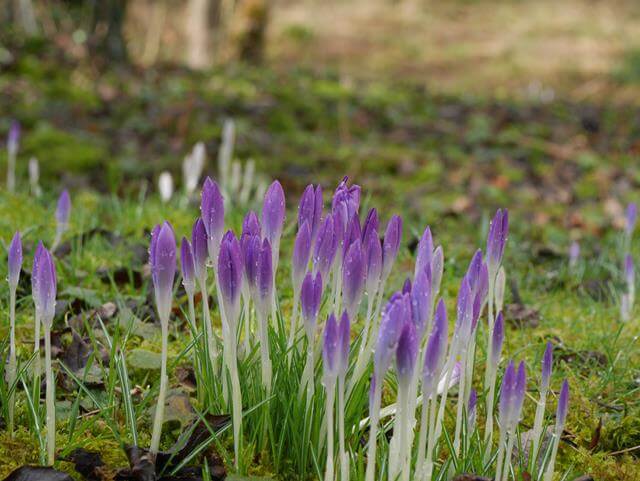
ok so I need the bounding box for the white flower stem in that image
[325,382,336,481]
[228,337,244,472]
[453,348,470,457]
[8,289,17,436]
[257,308,273,391]
[286,293,300,362]
[150,320,168,455]
[423,388,439,481]
[43,323,55,465]
[530,388,548,472]
[543,426,562,481]
[500,431,516,481]
[483,279,496,461]
[364,382,381,481]
[494,429,507,481]
[338,375,348,481]
[415,394,430,481]
[33,313,41,399]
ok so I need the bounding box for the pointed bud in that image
[468,388,477,430]
[322,313,340,384]
[218,231,243,325]
[191,218,209,283]
[56,190,71,227]
[158,172,173,202]
[298,184,323,241]
[7,121,20,154]
[423,299,448,397]
[242,211,261,237]
[180,237,196,297]
[255,238,273,313]
[150,222,176,323]
[262,180,285,248]
[396,320,419,387]
[486,208,509,274]
[626,202,637,235]
[556,379,570,428]
[414,226,433,279]
[364,227,382,296]
[541,341,553,391]
[200,177,225,259]
[491,312,505,370]
[495,266,506,312]
[243,234,262,293]
[8,231,22,290]
[431,246,444,300]
[313,215,338,279]
[513,361,527,425]
[301,272,323,340]
[342,239,365,319]
[292,221,312,290]
[361,208,379,246]
[499,360,516,428]
[382,215,402,281]
[411,267,431,338]
[568,242,580,268]
[32,242,57,326]
[374,292,409,379]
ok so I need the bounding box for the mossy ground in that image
[1,27,640,481]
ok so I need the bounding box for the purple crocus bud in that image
[242,211,261,237]
[512,361,527,424]
[343,239,365,319]
[569,241,580,268]
[218,231,243,324]
[342,213,362,259]
[454,276,473,344]
[292,221,312,291]
[364,228,382,296]
[499,360,516,428]
[396,320,419,387]
[414,226,434,279]
[411,267,431,338]
[423,299,448,396]
[382,215,402,280]
[486,208,509,275]
[625,254,634,287]
[243,234,262,292]
[338,311,350,377]
[313,215,338,279]
[361,208,379,245]
[298,184,323,241]
[255,238,273,312]
[431,246,444,298]
[7,121,20,154]
[56,190,71,227]
[331,177,361,230]
[191,218,208,283]
[301,272,323,340]
[374,292,410,379]
[490,312,505,370]
[200,177,225,259]
[149,222,176,323]
[8,231,22,290]
[262,180,285,249]
[626,203,637,235]
[402,278,412,295]
[32,242,57,326]
[180,237,196,297]
[541,341,553,391]
[556,379,570,427]
[322,313,340,384]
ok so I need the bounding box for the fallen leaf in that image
[3,466,74,481]
[63,448,106,481]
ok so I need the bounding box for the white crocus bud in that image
[29,157,41,197]
[158,171,174,203]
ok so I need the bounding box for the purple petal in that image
[382,215,402,280]
[422,299,448,395]
[541,341,553,391]
[313,215,337,279]
[374,292,410,378]
[342,239,365,319]
[262,180,285,247]
[200,177,225,254]
[364,227,382,295]
[626,202,637,235]
[242,211,261,237]
[411,267,431,339]
[55,190,71,225]
[414,226,433,278]
[396,320,419,385]
[180,237,196,296]
[256,238,273,307]
[323,313,340,379]
[292,221,312,289]
[8,230,22,289]
[298,184,323,240]
[491,311,505,370]
[301,272,323,336]
[556,379,570,427]
[361,208,379,245]
[218,231,243,319]
[150,222,176,321]
[32,242,57,325]
[191,218,209,282]
[338,311,351,375]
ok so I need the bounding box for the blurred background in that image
[2,0,640,231]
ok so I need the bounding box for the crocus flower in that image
[7,120,20,155]
[361,208,379,245]
[626,202,637,236]
[200,177,225,260]
[332,177,361,232]
[32,242,57,326]
[342,239,365,319]
[411,267,432,339]
[181,237,196,298]
[313,215,338,279]
[8,231,22,290]
[338,311,351,377]
[490,312,505,370]
[301,272,323,341]
[382,215,402,281]
[56,189,71,229]
[422,299,448,397]
[396,320,419,387]
[242,211,261,237]
[149,222,177,324]
[363,227,382,296]
[298,184,323,241]
[323,313,340,384]
[414,226,434,279]
[262,180,285,251]
[292,221,312,290]
[374,292,410,380]
[242,234,262,293]
[191,218,209,284]
[183,142,206,197]
[255,238,273,315]
[486,208,509,276]
[541,341,553,391]
[218,231,243,326]
[158,171,174,202]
